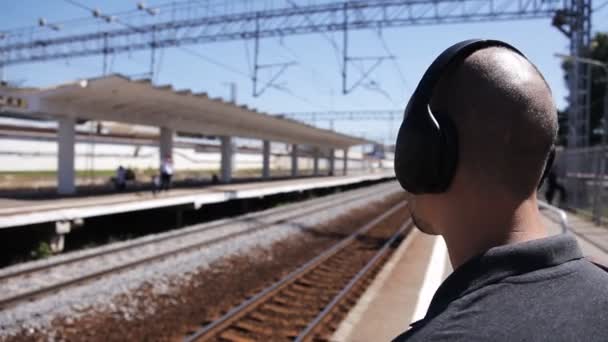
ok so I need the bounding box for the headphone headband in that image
[394,39,528,194]
[408,39,526,123]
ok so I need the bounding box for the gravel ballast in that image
[0,181,403,339]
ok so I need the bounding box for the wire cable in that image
[285,0,343,70]
[270,84,331,111]
[63,0,92,12]
[179,46,250,78]
[594,0,608,12]
[375,28,410,94]
[63,0,250,78]
[62,0,334,112]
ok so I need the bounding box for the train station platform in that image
[0,171,394,230]
[333,203,608,341]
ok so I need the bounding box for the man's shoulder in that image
[557,258,608,289]
[589,260,608,273]
[393,258,608,341]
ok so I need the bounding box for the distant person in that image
[115,165,126,191]
[545,168,567,206]
[211,173,219,185]
[393,40,608,341]
[160,155,174,191]
[152,174,161,195]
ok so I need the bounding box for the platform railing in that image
[539,200,569,234]
[553,147,607,225]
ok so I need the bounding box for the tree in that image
[559,32,608,146]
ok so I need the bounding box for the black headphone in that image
[394,39,555,194]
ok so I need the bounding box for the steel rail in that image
[295,217,412,341]
[184,200,408,342]
[538,200,569,234]
[0,187,395,310]
[0,183,390,282]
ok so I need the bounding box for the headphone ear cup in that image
[395,108,457,193]
[395,116,441,193]
[538,148,556,189]
[434,112,459,191]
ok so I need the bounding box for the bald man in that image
[393,46,608,341]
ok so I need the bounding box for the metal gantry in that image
[0,0,593,146]
[0,1,567,67]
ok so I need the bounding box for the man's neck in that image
[441,196,548,269]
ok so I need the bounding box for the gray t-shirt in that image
[393,234,608,341]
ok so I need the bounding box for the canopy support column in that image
[159,127,174,162]
[221,136,233,183]
[313,147,320,176]
[343,148,349,176]
[262,140,271,180]
[58,116,76,195]
[328,148,335,176]
[291,144,299,177]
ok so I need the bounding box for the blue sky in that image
[1,1,607,143]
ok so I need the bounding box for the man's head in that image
[409,45,557,235]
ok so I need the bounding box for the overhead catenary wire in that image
[155,47,165,82]
[375,28,410,95]
[62,0,329,112]
[178,46,250,78]
[271,84,332,111]
[63,0,244,77]
[56,1,379,139]
[285,0,343,71]
[593,0,608,12]
[244,40,253,76]
[63,0,93,12]
[276,38,339,99]
[284,1,397,98]
[270,19,368,110]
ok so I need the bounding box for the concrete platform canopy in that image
[0,75,367,193]
[0,74,365,147]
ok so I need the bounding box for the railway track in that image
[184,200,412,342]
[0,183,399,310]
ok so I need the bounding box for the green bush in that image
[31,241,53,259]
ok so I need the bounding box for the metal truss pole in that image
[342,2,348,95]
[0,0,582,102]
[253,13,260,97]
[150,26,157,80]
[102,33,109,76]
[555,0,592,148]
[553,0,592,210]
[252,12,295,97]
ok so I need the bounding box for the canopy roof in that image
[0,75,367,148]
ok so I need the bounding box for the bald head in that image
[431,47,557,199]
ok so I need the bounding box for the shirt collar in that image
[422,234,583,322]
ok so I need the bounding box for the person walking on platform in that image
[160,155,174,191]
[393,40,608,341]
[114,165,127,191]
[545,168,567,206]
